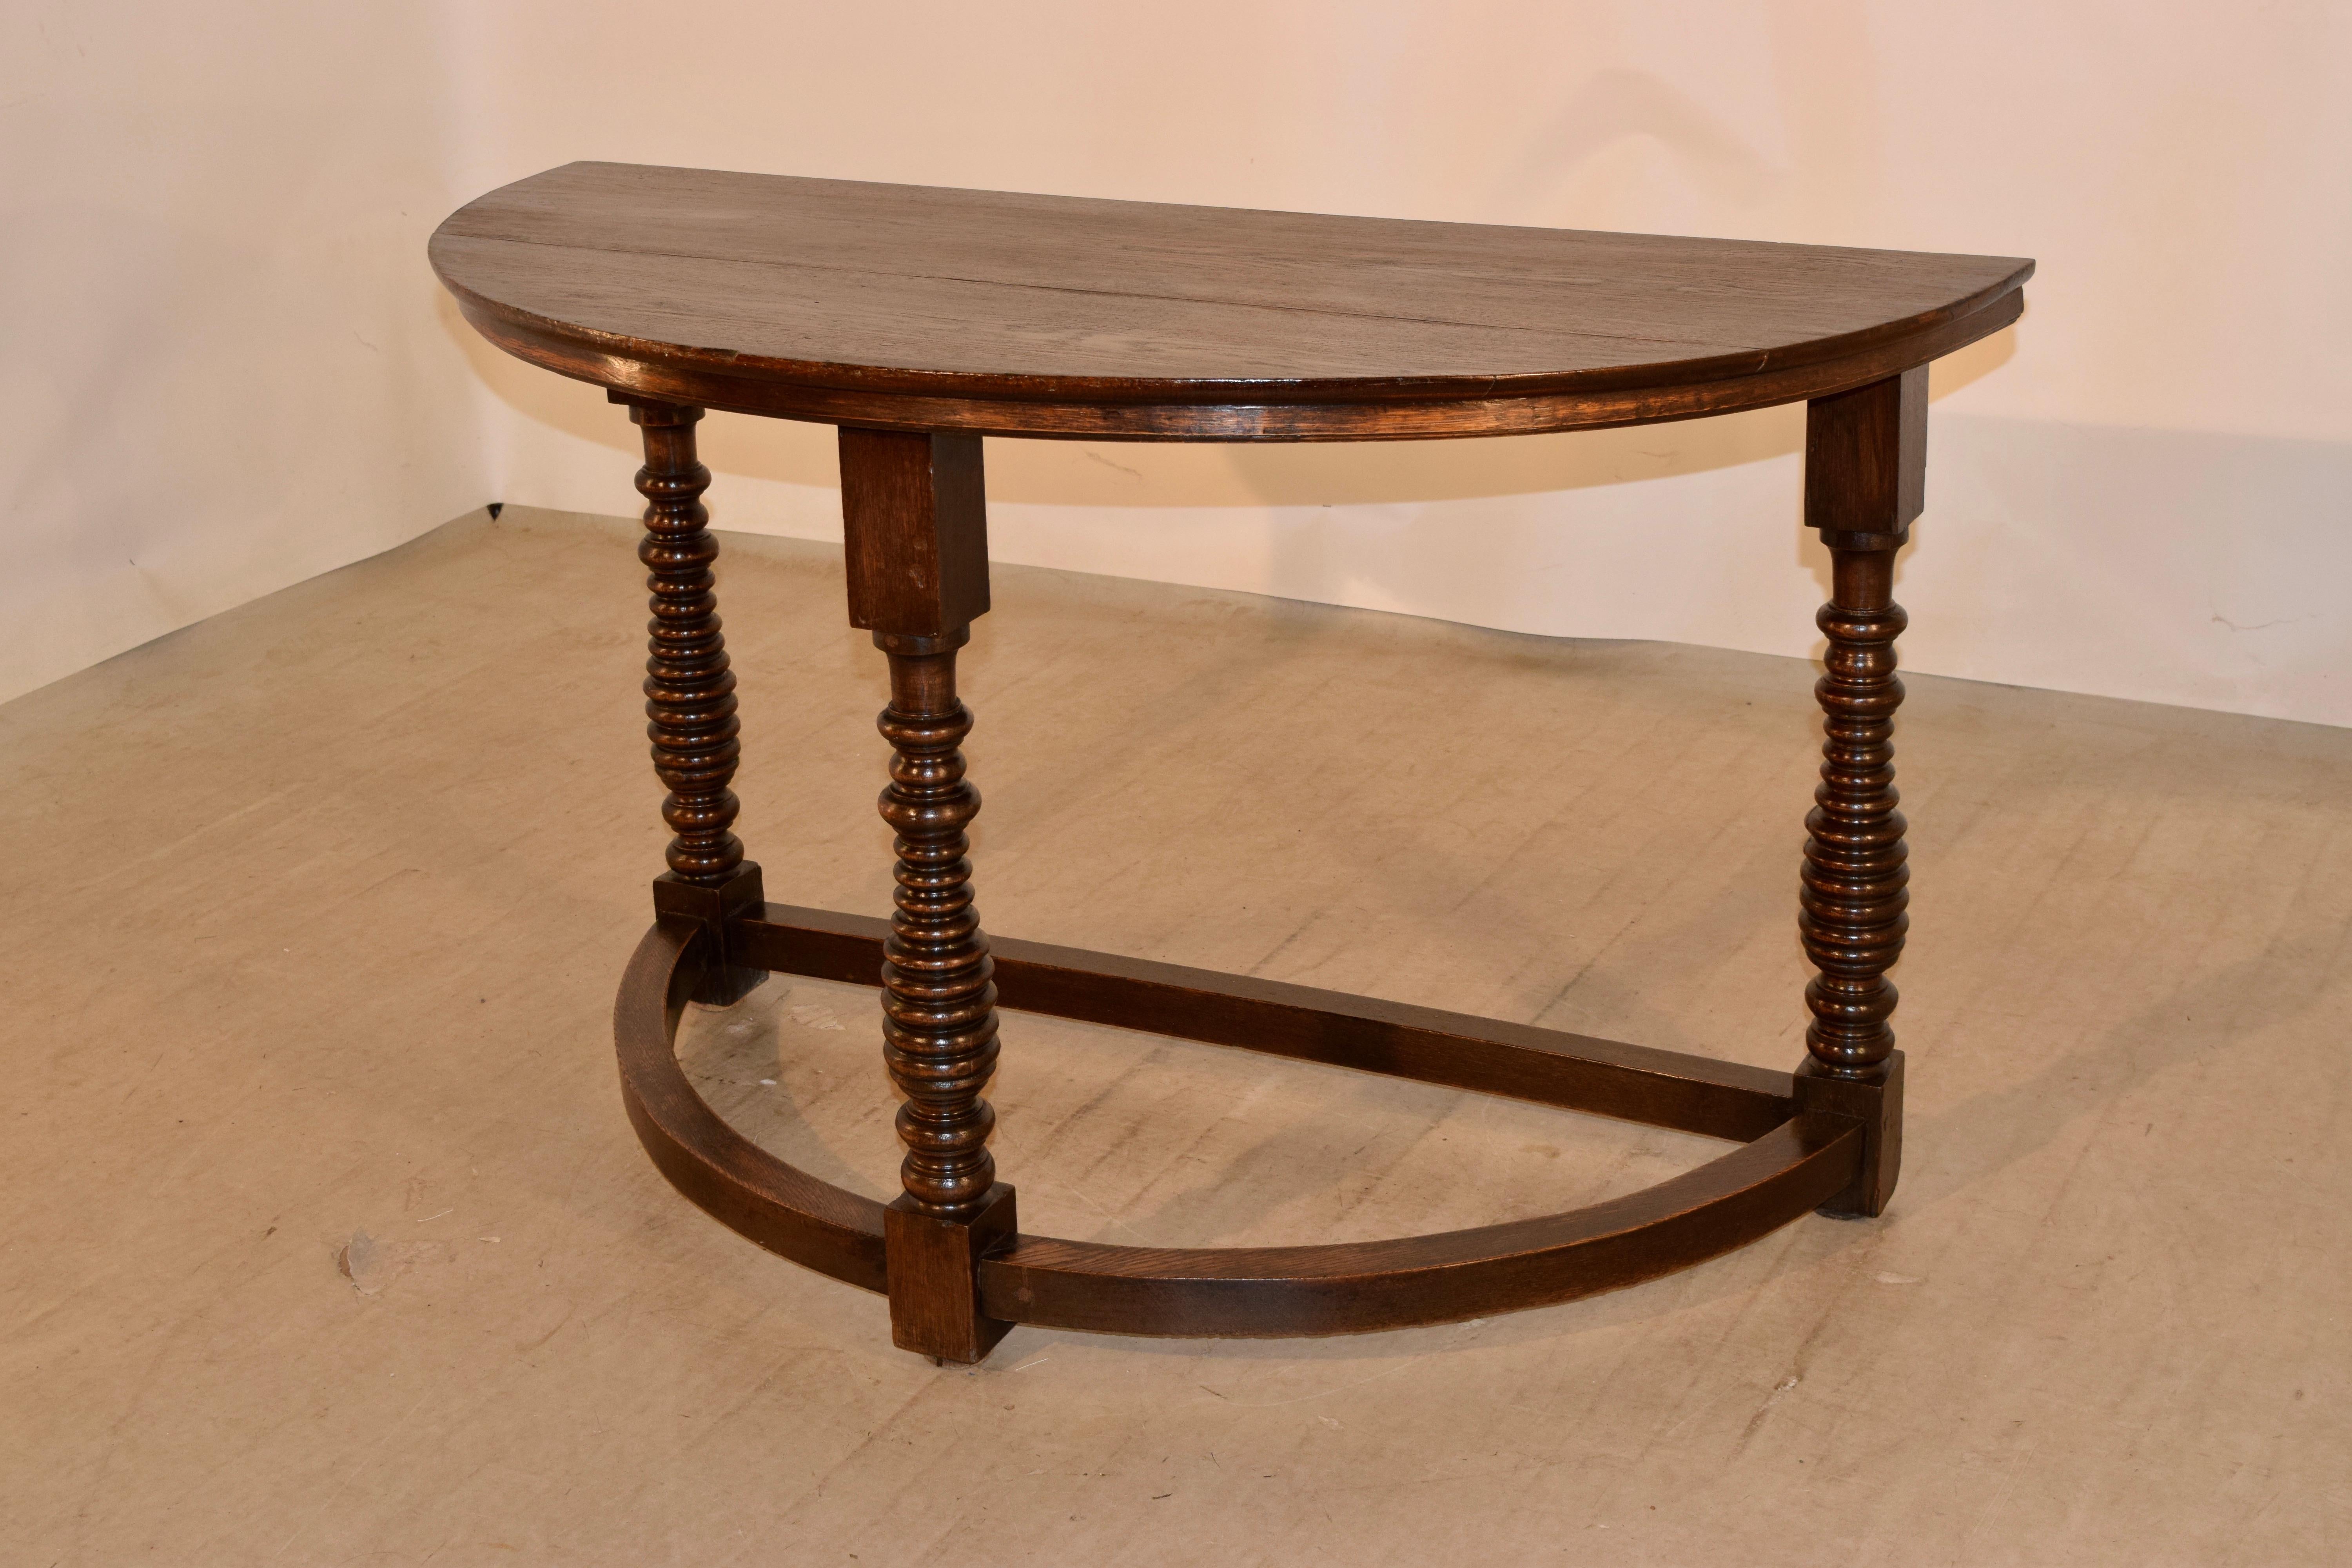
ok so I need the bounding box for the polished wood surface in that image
[1804,365,1929,545]
[978,1118,1860,1338]
[735,904,1794,1142]
[430,162,2029,441]
[1800,543,1910,1083]
[612,916,1865,1338]
[839,428,1007,1232]
[871,632,1003,1223]
[431,164,2027,1361]
[628,401,741,886]
[615,919,884,1292]
[837,429,989,635]
[886,1185,1019,1363]
[1789,374,1919,1215]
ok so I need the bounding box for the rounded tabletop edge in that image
[439,276,2026,443]
[428,167,2032,442]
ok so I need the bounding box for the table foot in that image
[650,865,768,1007]
[1794,1055,1903,1218]
[886,1185,1020,1363]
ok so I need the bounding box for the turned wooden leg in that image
[875,632,1000,1220]
[1793,368,1926,1217]
[1803,547,1908,1079]
[839,425,1016,1363]
[628,396,764,1005]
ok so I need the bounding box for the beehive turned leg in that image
[627,396,765,1005]
[838,425,1016,1363]
[1795,368,1928,1217]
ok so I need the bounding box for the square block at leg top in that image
[885,1185,1019,1365]
[1794,1051,1904,1219]
[651,863,768,1006]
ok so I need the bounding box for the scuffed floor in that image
[3,506,2346,1564]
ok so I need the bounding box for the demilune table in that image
[429,163,2031,1364]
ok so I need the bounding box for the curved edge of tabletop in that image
[430,241,2029,443]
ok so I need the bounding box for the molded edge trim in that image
[445,283,2024,443]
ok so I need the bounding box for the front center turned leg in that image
[838,424,1017,1363]
[876,628,1000,1219]
[1803,545,1908,1082]
[1794,367,1928,1218]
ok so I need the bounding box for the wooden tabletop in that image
[430,162,2030,442]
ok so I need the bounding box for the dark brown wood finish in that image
[1791,370,1922,1216]
[1805,366,1929,546]
[976,1117,1861,1337]
[614,919,885,1292]
[630,400,743,885]
[838,429,989,634]
[474,292,2019,443]
[429,164,2028,1360]
[431,163,2031,442]
[628,397,763,1005]
[1799,542,1909,1082]
[871,630,1002,1221]
[735,904,1793,1141]
[886,1186,1020,1362]
[837,428,1013,1356]
[1796,1054,1904,1220]
[840,428,1005,1224]
[611,913,1863,1339]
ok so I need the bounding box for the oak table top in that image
[429,161,2031,442]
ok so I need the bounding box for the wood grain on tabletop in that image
[428,161,2031,437]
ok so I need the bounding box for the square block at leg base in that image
[652,864,769,1006]
[686,961,767,1009]
[885,1185,1019,1364]
[1795,1052,1904,1219]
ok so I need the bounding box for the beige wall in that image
[12,3,2352,720]
[1,3,495,704]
